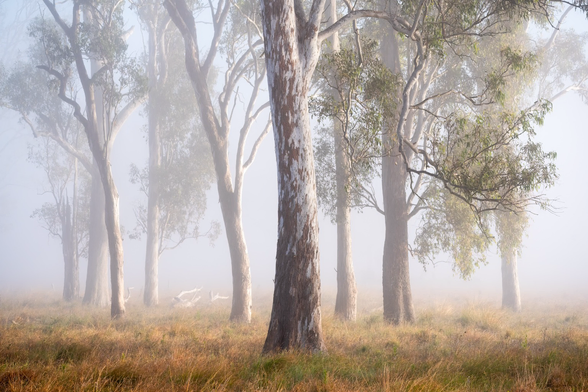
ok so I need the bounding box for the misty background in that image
[0,2,587,305]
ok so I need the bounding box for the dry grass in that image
[1,291,588,391]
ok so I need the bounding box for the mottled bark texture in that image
[261,0,326,353]
[381,20,415,324]
[501,250,521,312]
[164,0,252,322]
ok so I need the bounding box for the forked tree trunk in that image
[83,171,110,307]
[42,1,128,318]
[144,23,162,307]
[99,159,126,318]
[501,250,521,312]
[261,0,326,353]
[328,0,357,322]
[62,201,79,301]
[86,22,125,318]
[381,24,415,324]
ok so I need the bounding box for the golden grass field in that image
[1,290,587,391]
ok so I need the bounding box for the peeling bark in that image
[261,0,326,353]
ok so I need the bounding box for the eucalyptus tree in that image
[130,0,216,306]
[373,0,569,323]
[310,0,564,328]
[258,0,411,351]
[0,54,94,302]
[326,0,358,322]
[254,0,565,350]
[492,5,588,311]
[37,0,147,318]
[1,30,111,308]
[29,139,91,301]
[164,0,270,322]
[312,37,398,321]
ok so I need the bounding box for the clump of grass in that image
[1,293,588,391]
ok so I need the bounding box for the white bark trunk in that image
[144,19,162,307]
[83,170,110,307]
[261,0,326,353]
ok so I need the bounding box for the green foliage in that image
[427,100,557,210]
[413,184,490,279]
[311,39,399,220]
[484,47,537,106]
[28,18,73,75]
[31,2,148,142]
[399,11,553,276]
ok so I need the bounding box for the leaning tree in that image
[37,0,147,318]
[164,0,271,323]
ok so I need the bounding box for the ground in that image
[1,290,587,391]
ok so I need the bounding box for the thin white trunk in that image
[144,17,162,307]
[329,0,357,322]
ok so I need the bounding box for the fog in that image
[0,2,587,309]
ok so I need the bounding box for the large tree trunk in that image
[62,201,79,301]
[501,250,521,312]
[83,171,110,307]
[163,0,252,323]
[382,149,415,323]
[261,0,325,353]
[144,25,162,307]
[380,20,415,324]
